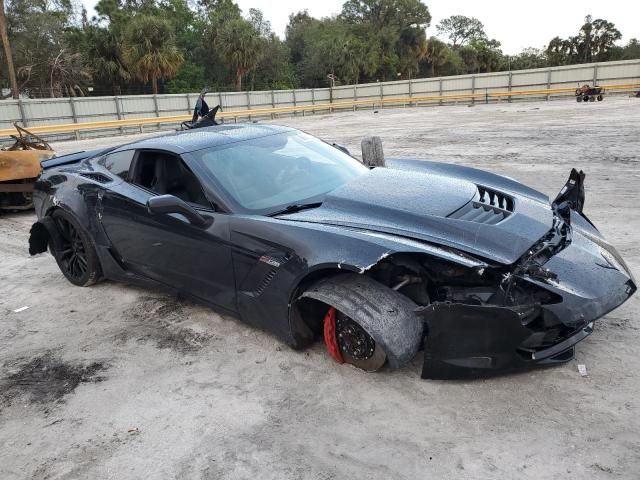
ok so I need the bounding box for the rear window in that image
[98,150,135,180]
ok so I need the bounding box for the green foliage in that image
[1,0,639,98]
[251,34,295,89]
[621,39,640,60]
[165,60,205,93]
[82,25,130,95]
[545,16,623,66]
[436,15,486,48]
[340,0,431,82]
[121,15,184,94]
[503,48,547,71]
[213,15,265,90]
[5,0,91,96]
[422,37,448,76]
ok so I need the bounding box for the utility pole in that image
[0,0,19,99]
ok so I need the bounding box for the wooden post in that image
[471,76,476,105]
[330,86,333,113]
[353,85,357,111]
[361,136,384,167]
[246,91,251,121]
[114,96,124,135]
[153,94,160,130]
[311,88,315,115]
[69,97,80,140]
[292,89,297,115]
[17,99,27,126]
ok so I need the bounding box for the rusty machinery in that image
[0,124,55,211]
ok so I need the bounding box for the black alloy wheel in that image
[52,210,102,286]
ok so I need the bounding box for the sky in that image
[82,0,640,54]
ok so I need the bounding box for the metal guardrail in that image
[1,83,638,138]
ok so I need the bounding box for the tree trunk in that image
[151,76,158,95]
[235,69,242,91]
[0,0,19,99]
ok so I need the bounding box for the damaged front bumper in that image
[419,217,636,379]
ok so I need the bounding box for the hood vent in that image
[448,186,514,225]
[477,186,514,212]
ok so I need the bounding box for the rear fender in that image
[28,216,64,255]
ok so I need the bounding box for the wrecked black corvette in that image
[28,125,636,378]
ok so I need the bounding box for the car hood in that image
[279,167,554,265]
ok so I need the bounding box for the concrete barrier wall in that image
[1,59,639,142]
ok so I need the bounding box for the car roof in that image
[112,124,295,155]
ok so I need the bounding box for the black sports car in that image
[28,124,636,378]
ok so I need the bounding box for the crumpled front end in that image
[420,205,636,379]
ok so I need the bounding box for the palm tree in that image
[86,26,130,95]
[423,37,448,77]
[337,35,364,84]
[215,17,264,91]
[122,15,183,94]
[0,0,19,98]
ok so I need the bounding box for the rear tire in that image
[583,95,589,102]
[576,96,582,102]
[51,209,102,287]
[597,95,603,101]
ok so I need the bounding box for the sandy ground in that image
[1,96,639,479]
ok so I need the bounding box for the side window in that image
[132,151,210,208]
[98,150,135,180]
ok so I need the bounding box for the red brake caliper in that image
[323,307,344,364]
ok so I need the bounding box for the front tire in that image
[323,306,387,371]
[302,273,423,371]
[51,210,102,286]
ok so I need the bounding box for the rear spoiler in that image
[41,148,111,169]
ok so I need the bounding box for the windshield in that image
[191,131,368,213]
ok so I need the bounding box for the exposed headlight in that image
[600,245,634,280]
[579,229,635,282]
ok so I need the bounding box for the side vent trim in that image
[254,269,277,296]
[79,172,113,184]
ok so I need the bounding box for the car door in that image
[97,149,237,312]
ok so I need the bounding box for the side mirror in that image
[147,195,212,228]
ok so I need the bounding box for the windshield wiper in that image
[267,202,323,217]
